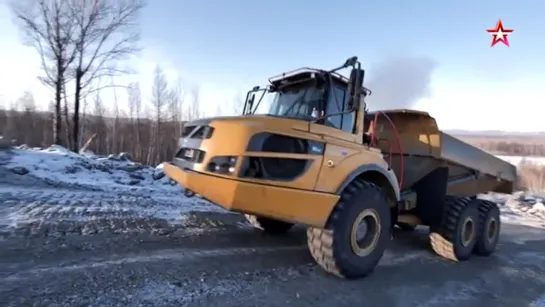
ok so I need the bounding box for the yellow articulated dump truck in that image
[163,57,517,279]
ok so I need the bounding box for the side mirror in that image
[346,68,365,109]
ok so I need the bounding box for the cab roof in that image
[268,67,371,94]
[269,67,349,86]
[367,109,431,117]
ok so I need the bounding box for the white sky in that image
[0,5,543,132]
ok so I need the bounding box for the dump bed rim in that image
[439,132,517,183]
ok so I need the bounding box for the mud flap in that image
[412,167,449,227]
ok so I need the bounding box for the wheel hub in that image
[486,218,498,242]
[350,209,381,257]
[461,217,475,247]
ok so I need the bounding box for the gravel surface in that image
[0,185,545,307]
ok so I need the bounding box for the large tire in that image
[473,199,501,256]
[245,214,293,234]
[307,179,391,279]
[430,196,480,261]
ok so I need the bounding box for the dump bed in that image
[367,109,517,194]
[440,132,516,182]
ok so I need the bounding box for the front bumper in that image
[163,162,339,228]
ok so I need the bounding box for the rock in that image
[43,178,61,186]
[65,165,81,174]
[119,152,132,161]
[127,179,140,186]
[107,154,121,161]
[78,161,93,170]
[94,164,112,173]
[10,166,29,175]
[152,170,166,180]
[0,139,11,150]
[129,173,145,180]
[120,164,144,172]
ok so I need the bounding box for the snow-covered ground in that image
[0,145,543,236]
[480,192,545,229]
[496,155,545,166]
[0,145,228,236]
[2,144,183,193]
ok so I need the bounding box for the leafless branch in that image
[9,0,79,145]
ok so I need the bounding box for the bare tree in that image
[92,94,107,154]
[151,66,169,163]
[232,92,245,115]
[112,84,121,154]
[79,95,90,149]
[67,0,145,151]
[17,91,37,145]
[10,0,78,145]
[165,80,184,158]
[168,80,184,123]
[186,86,202,120]
[127,82,142,160]
[214,103,224,116]
[61,82,73,149]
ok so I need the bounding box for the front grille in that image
[181,125,214,139]
[175,147,206,163]
[240,157,310,181]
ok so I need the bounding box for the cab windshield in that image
[267,82,326,121]
[265,80,355,133]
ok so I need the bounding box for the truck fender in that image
[336,164,401,202]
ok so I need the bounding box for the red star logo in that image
[486,20,514,47]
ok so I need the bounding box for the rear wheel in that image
[473,199,501,256]
[307,179,391,279]
[430,196,479,261]
[245,214,293,234]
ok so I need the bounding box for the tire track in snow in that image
[0,245,307,283]
[386,249,545,307]
[1,242,433,282]
[0,187,237,238]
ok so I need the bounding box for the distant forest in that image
[456,136,545,157]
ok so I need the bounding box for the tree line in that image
[0,64,240,166]
[460,139,545,157]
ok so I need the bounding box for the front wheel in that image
[307,179,391,279]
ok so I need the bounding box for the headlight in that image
[207,156,237,175]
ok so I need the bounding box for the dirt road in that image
[0,188,544,306]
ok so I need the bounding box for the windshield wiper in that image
[280,87,311,117]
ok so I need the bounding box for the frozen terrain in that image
[0,145,543,235]
[497,155,545,167]
[0,145,544,306]
[0,145,229,237]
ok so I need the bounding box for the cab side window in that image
[326,83,355,133]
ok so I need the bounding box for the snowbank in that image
[1,145,179,194]
[0,145,228,233]
[481,192,545,229]
[496,155,545,167]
